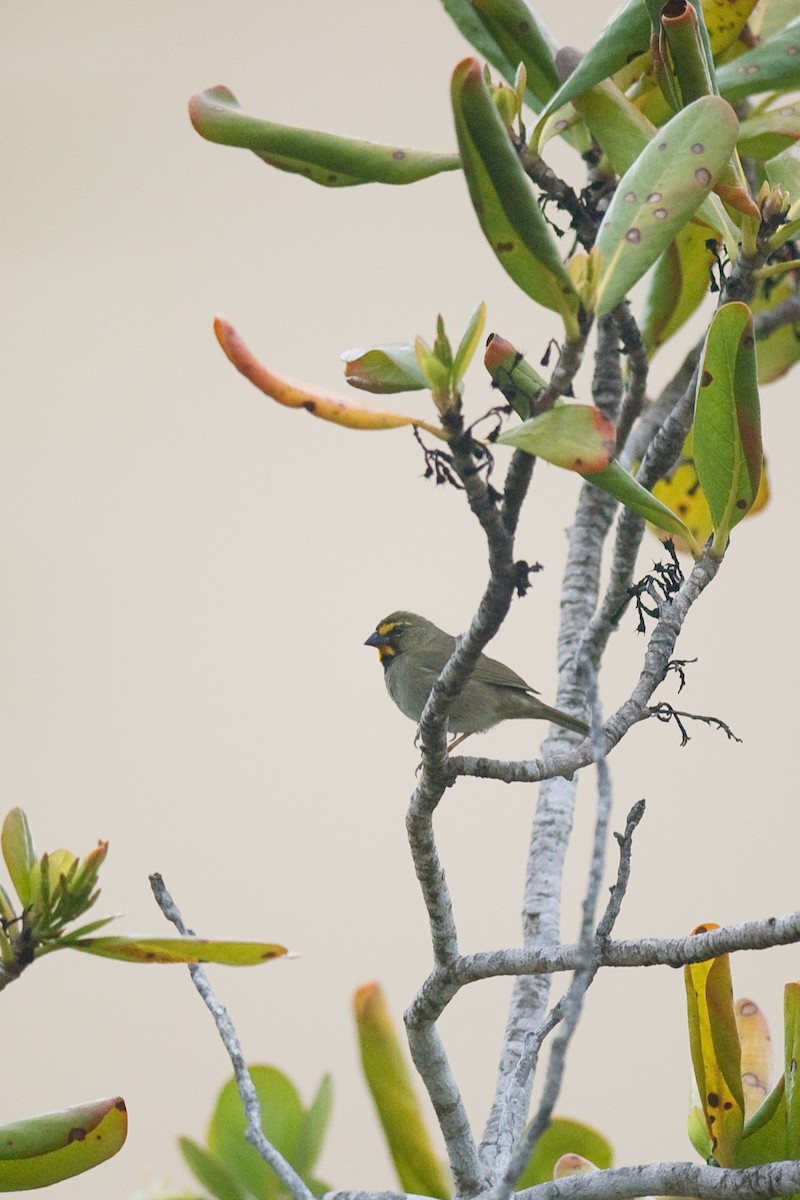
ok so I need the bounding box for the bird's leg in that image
[447,730,474,752]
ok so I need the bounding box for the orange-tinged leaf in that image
[0,1098,126,1189]
[684,924,744,1166]
[214,319,448,440]
[69,936,287,965]
[496,404,616,473]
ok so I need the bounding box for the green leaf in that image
[593,96,739,317]
[531,0,650,148]
[765,141,800,219]
[355,982,450,1199]
[295,1075,334,1176]
[208,1067,306,1200]
[738,101,800,160]
[0,1098,127,1190]
[451,302,487,389]
[179,1138,248,1200]
[751,0,800,40]
[69,936,287,965]
[717,24,800,103]
[451,57,579,332]
[688,1104,714,1160]
[516,1118,612,1187]
[189,86,460,188]
[470,0,560,109]
[1,808,36,907]
[495,405,616,473]
[341,345,428,394]
[783,982,800,1157]
[737,1079,786,1166]
[585,461,700,551]
[693,301,762,555]
[684,930,745,1167]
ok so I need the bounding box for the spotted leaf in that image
[593,96,739,317]
[496,404,616,473]
[470,0,559,109]
[189,86,460,188]
[693,301,762,555]
[531,0,650,150]
[585,460,701,554]
[684,926,745,1167]
[451,58,580,333]
[0,1099,127,1189]
[739,101,800,160]
[69,935,287,965]
[215,318,448,440]
[717,24,800,103]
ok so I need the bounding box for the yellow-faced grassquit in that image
[365,611,588,747]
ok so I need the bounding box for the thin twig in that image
[149,874,314,1200]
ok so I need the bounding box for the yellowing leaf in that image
[214,319,447,440]
[735,998,772,1121]
[684,925,745,1167]
[354,982,449,1199]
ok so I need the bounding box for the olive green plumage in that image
[365,611,588,744]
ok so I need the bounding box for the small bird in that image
[365,611,588,748]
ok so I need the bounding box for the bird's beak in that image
[364,630,390,648]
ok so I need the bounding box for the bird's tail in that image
[540,703,589,737]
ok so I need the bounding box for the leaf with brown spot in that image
[717,24,800,103]
[693,301,762,556]
[189,86,459,188]
[0,1098,127,1188]
[593,97,739,317]
[215,319,448,440]
[69,935,287,965]
[684,928,745,1167]
[496,404,616,473]
[451,58,580,334]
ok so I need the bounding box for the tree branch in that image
[149,874,315,1200]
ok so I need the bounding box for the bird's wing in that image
[471,653,539,694]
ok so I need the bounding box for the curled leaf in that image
[451,57,579,332]
[189,86,459,187]
[341,346,428,394]
[214,318,447,439]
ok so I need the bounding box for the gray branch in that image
[149,874,314,1200]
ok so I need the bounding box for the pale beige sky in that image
[4,4,800,1198]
